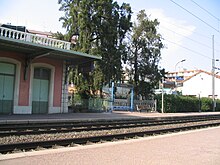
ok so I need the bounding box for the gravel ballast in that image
[0,120,220,145]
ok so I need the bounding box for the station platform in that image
[0,111,220,124]
[1,125,220,164]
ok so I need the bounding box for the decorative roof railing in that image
[0,26,70,50]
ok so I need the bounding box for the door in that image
[32,68,50,114]
[0,62,15,114]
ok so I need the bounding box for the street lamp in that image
[174,59,186,91]
[175,59,186,72]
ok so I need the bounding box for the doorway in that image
[0,62,15,114]
[32,67,50,114]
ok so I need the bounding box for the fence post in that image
[130,87,134,112]
[154,99,157,112]
[161,77,164,113]
[110,81,114,112]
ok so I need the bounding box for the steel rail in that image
[0,117,220,137]
[1,114,220,128]
[0,122,220,154]
[1,114,220,130]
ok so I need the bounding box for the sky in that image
[0,0,220,72]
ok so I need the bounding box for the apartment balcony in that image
[0,26,71,50]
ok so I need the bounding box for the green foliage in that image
[155,94,220,113]
[199,97,220,112]
[216,100,220,110]
[127,10,164,99]
[155,94,196,113]
[52,32,65,40]
[59,0,132,98]
[68,63,104,99]
[200,97,212,111]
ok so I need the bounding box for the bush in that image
[155,94,220,113]
[200,97,212,112]
[199,97,220,112]
[216,100,220,111]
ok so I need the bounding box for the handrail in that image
[0,26,70,50]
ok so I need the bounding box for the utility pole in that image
[212,35,215,112]
[161,77,164,113]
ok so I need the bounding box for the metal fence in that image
[134,100,156,111]
[69,98,156,113]
[69,98,111,112]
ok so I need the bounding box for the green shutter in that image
[0,62,15,114]
[32,68,50,114]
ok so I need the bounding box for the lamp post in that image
[175,59,186,72]
[174,59,186,91]
[161,77,164,113]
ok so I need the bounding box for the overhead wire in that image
[160,25,220,53]
[132,6,213,40]
[158,17,212,40]
[164,38,212,60]
[170,0,220,32]
[190,0,220,21]
[190,0,220,33]
[131,4,220,60]
[134,4,218,42]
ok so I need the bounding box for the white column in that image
[61,61,69,113]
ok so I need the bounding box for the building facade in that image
[165,70,220,98]
[0,24,100,114]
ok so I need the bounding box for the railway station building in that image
[0,24,100,114]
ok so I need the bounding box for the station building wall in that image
[0,50,66,114]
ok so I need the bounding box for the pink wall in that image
[19,61,30,106]
[0,51,29,105]
[0,50,63,107]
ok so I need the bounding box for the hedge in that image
[155,94,220,113]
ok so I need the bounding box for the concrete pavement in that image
[1,126,220,165]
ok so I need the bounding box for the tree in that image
[127,10,164,99]
[58,0,132,98]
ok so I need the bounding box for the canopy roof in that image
[0,35,101,64]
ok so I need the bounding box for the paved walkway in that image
[0,111,220,124]
[1,126,220,165]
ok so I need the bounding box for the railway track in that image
[0,114,220,154]
[1,115,220,136]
